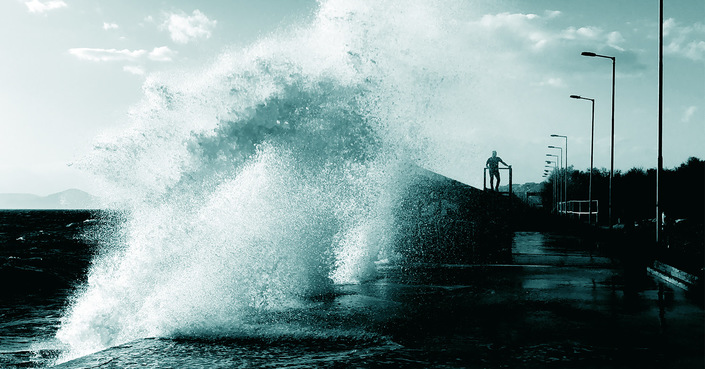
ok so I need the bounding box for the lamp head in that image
[581,51,597,57]
[570,95,581,99]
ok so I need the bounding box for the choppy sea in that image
[0,210,97,367]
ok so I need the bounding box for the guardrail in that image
[559,200,598,223]
[483,166,512,196]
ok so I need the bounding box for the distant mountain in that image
[0,189,100,209]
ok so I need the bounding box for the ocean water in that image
[0,210,99,367]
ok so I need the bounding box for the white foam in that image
[57,0,488,362]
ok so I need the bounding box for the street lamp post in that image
[548,146,564,213]
[547,156,559,213]
[545,164,556,212]
[570,95,595,224]
[657,0,664,243]
[551,134,568,213]
[543,172,550,209]
[582,51,615,228]
[545,166,554,212]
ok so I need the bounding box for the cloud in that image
[663,18,676,37]
[162,10,217,44]
[469,10,648,76]
[545,10,561,19]
[475,10,628,57]
[663,18,705,61]
[68,48,147,62]
[103,22,119,30]
[123,66,145,75]
[69,46,176,65]
[682,106,698,123]
[24,0,66,13]
[148,46,176,62]
[559,26,632,54]
[607,31,625,51]
[474,12,626,55]
[476,12,550,50]
[473,11,628,57]
[536,77,565,88]
[681,40,705,61]
[561,26,603,40]
[479,12,538,28]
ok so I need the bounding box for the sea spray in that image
[56,0,482,361]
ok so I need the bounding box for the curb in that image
[647,260,700,290]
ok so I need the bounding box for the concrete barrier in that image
[648,260,701,290]
[394,168,514,264]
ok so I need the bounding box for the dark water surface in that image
[1,211,702,368]
[0,210,100,367]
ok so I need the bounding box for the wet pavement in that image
[50,231,705,368]
[343,231,705,368]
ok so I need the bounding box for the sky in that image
[0,0,703,195]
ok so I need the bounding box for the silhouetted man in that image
[486,150,510,191]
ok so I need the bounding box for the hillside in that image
[0,189,99,209]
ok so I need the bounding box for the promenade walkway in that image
[363,231,705,368]
[51,230,703,368]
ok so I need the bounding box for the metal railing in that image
[559,200,599,223]
[483,166,512,196]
